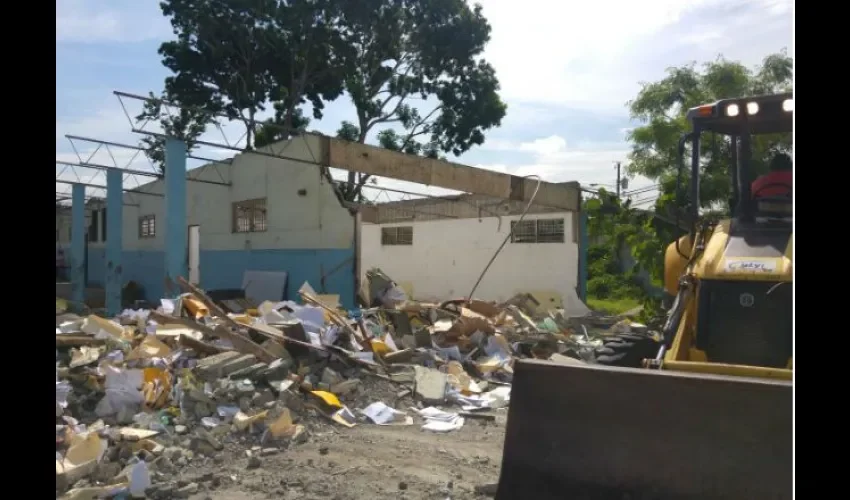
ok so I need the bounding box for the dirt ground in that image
[173,411,507,500]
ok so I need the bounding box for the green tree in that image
[254,105,312,148]
[136,92,214,174]
[154,0,346,149]
[332,0,507,202]
[627,51,793,217]
[584,188,685,320]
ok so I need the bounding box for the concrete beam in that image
[70,184,86,304]
[105,169,123,315]
[165,137,188,295]
[319,136,580,212]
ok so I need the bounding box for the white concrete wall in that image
[57,136,354,251]
[360,213,580,308]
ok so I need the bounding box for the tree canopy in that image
[136,91,214,174]
[331,0,506,201]
[626,51,793,215]
[143,0,506,201]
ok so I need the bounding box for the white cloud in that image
[474,135,659,201]
[478,0,793,109]
[56,0,170,43]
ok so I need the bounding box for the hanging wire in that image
[466,174,543,302]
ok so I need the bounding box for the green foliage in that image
[151,0,348,151]
[586,297,642,316]
[584,188,683,320]
[146,0,506,203]
[254,105,312,148]
[333,0,506,201]
[136,91,215,174]
[627,51,793,215]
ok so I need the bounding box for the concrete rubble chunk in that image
[195,351,259,381]
[321,367,344,386]
[413,366,448,404]
[228,362,268,380]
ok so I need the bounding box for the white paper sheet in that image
[361,402,413,426]
[413,406,465,432]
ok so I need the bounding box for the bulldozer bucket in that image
[496,360,792,500]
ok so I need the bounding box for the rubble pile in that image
[55,270,610,499]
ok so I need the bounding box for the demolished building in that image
[56,133,585,313]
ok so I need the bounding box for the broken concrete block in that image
[413,366,448,404]
[330,379,360,396]
[195,351,258,380]
[321,367,343,386]
[228,362,268,380]
[195,351,241,370]
[260,339,290,359]
[259,358,294,381]
[219,354,260,377]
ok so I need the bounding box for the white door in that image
[188,225,200,284]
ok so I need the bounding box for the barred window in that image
[139,215,156,239]
[233,198,268,233]
[510,218,565,243]
[381,226,413,245]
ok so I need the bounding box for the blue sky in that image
[56,0,793,205]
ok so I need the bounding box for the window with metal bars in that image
[232,198,268,233]
[381,226,413,245]
[139,215,156,239]
[510,218,565,243]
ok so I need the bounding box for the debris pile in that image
[55,270,605,498]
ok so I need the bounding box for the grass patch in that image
[587,297,641,315]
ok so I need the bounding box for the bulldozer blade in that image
[496,360,792,500]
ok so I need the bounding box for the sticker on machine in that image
[723,259,778,273]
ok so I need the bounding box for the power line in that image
[632,196,658,206]
[623,184,660,196]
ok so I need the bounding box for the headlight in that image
[782,99,793,112]
[726,104,740,117]
[746,102,759,115]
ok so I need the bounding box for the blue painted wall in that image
[65,246,357,310]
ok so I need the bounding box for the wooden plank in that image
[175,277,327,357]
[173,278,279,363]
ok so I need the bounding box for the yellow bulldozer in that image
[496,93,793,500]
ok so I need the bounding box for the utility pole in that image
[615,162,622,198]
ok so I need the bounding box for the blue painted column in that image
[105,169,123,315]
[164,137,188,295]
[578,211,589,302]
[70,184,86,304]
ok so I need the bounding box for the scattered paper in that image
[413,407,465,432]
[160,299,176,315]
[361,402,413,426]
[94,366,144,418]
[331,406,358,427]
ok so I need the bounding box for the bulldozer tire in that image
[594,332,661,368]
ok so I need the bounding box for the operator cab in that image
[684,92,793,223]
[678,93,793,369]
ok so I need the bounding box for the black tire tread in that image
[594,332,661,368]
